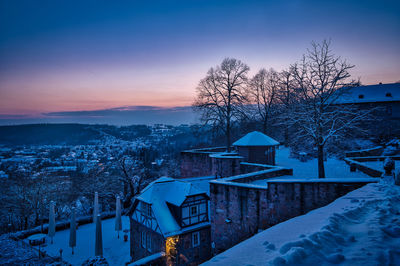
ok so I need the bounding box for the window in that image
[190,205,198,216]
[358,94,364,99]
[386,92,392,97]
[192,231,200,247]
[141,231,152,251]
[387,106,392,115]
[181,196,208,227]
[146,233,152,252]
[141,231,146,248]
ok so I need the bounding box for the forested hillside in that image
[0,124,152,145]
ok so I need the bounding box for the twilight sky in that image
[0,0,399,124]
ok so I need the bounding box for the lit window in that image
[190,205,198,216]
[192,231,200,247]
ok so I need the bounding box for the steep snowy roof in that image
[135,177,208,237]
[233,131,279,147]
[334,83,400,104]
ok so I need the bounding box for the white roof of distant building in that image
[334,83,400,104]
[134,177,208,237]
[233,131,279,147]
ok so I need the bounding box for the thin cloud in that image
[43,105,189,117]
[0,106,198,126]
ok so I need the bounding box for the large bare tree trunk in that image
[262,117,268,134]
[317,144,325,178]
[284,126,289,147]
[226,121,231,152]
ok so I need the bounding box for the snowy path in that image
[41,216,131,265]
[202,182,400,266]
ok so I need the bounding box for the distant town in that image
[0,124,214,233]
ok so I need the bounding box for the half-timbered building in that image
[130,177,211,265]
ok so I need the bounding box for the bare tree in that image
[277,70,298,146]
[193,58,250,151]
[249,68,280,134]
[288,40,370,178]
[118,156,143,209]
[4,171,50,231]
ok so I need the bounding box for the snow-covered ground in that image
[202,181,400,266]
[185,147,371,188]
[250,147,371,186]
[275,147,370,179]
[40,216,131,265]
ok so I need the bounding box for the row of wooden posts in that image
[47,192,123,256]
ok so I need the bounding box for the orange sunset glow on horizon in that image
[0,0,399,125]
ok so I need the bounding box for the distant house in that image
[130,177,211,265]
[335,83,399,106]
[334,83,400,138]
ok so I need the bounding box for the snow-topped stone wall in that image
[210,179,378,253]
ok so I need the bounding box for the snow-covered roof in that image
[233,131,279,147]
[134,177,208,237]
[334,83,400,104]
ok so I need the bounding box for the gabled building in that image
[334,83,400,138]
[130,177,211,265]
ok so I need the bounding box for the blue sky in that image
[0,0,399,125]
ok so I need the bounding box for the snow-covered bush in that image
[383,157,395,175]
[75,196,91,216]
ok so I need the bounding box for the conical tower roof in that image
[233,131,279,147]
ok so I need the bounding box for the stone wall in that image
[345,146,384,158]
[210,183,267,252]
[176,226,212,265]
[211,156,242,178]
[181,146,281,179]
[180,147,226,178]
[234,167,293,183]
[344,158,383,177]
[210,179,376,253]
[344,156,400,177]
